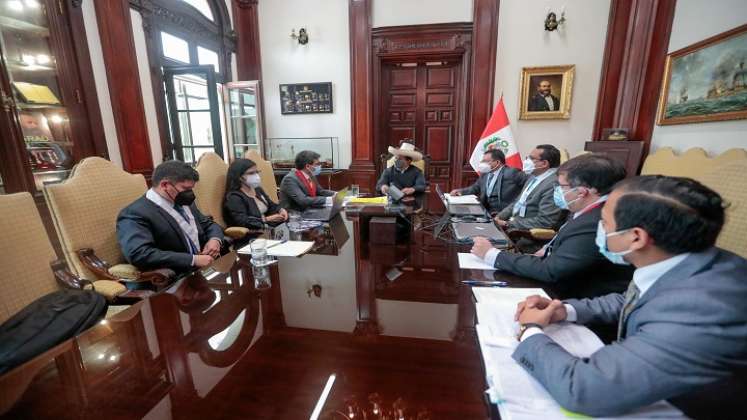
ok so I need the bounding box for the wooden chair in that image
[700,160,747,259]
[43,157,171,288]
[0,193,130,318]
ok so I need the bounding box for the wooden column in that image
[348,0,376,193]
[94,0,154,177]
[592,0,677,155]
[463,0,500,186]
[233,0,263,80]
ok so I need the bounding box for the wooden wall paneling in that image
[0,66,35,193]
[348,0,377,193]
[233,0,262,81]
[592,0,677,158]
[95,0,154,177]
[462,0,499,188]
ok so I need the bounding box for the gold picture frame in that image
[519,65,575,120]
[656,23,747,126]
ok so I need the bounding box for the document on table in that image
[444,193,480,205]
[474,287,685,419]
[237,240,314,257]
[458,252,496,270]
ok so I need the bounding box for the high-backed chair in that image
[244,149,278,202]
[194,152,253,240]
[701,161,747,259]
[641,147,747,178]
[559,148,570,164]
[0,193,127,319]
[43,157,169,286]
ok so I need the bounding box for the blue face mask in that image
[595,221,632,265]
[311,164,322,176]
[553,186,580,210]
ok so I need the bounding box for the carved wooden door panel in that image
[382,61,460,190]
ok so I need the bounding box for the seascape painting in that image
[657,24,747,125]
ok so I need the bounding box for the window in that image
[132,0,234,161]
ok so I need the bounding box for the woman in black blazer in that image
[223,158,288,244]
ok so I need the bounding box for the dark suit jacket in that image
[116,195,225,273]
[528,93,560,111]
[459,166,527,215]
[494,206,633,299]
[375,165,426,194]
[279,170,335,212]
[223,188,282,247]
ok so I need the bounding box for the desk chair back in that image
[194,152,229,228]
[244,149,278,203]
[43,157,147,280]
[701,160,747,258]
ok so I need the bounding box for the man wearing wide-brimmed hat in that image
[375,140,426,196]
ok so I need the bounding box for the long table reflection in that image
[1,190,548,419]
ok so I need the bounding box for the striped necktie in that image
[617,281,640,341]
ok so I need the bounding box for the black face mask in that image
[169,183,196,206]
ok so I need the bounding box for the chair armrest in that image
[224,226,250,239]
[51,259,93,290]
[529,228,557,241]
[76,248,119,281]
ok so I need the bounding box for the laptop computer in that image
[302,188,349,221]
[435,184,485,216]
[452,222,508,244]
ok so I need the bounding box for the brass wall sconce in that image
[291,28,309,45]
[544,8,567,31]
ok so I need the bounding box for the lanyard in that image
[295,169,317,197]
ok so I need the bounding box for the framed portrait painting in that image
[519,65,575,120]
[657,23,747,125]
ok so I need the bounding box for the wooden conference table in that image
[0,190,549,420]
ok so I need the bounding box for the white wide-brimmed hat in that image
[388,142,423,161]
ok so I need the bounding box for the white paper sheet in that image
[237,240,314,257]
[444,193,480,205]
[458,252,496,270]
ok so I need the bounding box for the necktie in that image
[617,281,640,340]
[174,205,198,254]
[174,204,189,221]
[486,172,496,197]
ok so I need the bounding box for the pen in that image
[266,239,288,249]
[461,280,508,287]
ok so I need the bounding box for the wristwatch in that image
[517,323,544,341]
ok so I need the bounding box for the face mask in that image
[310,165,322,176]
[169,183,196,207]
[394,159,405,170]
[243,174,262,189]
[553,186,580,210]
[522,158,536,174]
[595,221,632,265]
[477,162,493,174]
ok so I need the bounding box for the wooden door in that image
[381,60,460,190]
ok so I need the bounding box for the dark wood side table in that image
[584,141,645,177]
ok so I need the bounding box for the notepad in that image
[237,240,314,257]
[457,252,496,270]
[444,193,480,205]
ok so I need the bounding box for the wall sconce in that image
[307,283,322,298]
[544,7,566,31]
[290,28,309,45]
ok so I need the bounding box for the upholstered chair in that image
[701,160,747,259]
[0,193,128,318]
[43,157,171,288]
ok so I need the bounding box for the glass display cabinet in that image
[223,80,263,160]
[0,0,104,194]
[266,137,340,169]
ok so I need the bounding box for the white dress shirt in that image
[511,168,556,217]
[146,189,200,266]
[485,165,504,197]
[544,95,556,111]
[520,252,692,341]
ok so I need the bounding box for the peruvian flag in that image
[468,96,522,172]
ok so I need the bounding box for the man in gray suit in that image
[512,175,747,418]
[450,148,527,215]
[279,150,336,212]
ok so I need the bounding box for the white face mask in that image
[477,162,493,174]
[243,173,262,189]
[522,158,536,174]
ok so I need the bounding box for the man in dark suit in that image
[376,141,426,197]
[450,148,527,215]
[117,160,225,274]
[279,150,336,212]
[472,153,632,299]
[528,80,560,112]
[511,176,747,418]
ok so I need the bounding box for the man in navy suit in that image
[512,175,747,417]
[117,160,225,274]
[450,148,527,215]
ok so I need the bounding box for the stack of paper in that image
[458,252,496,270]
[473,287,685,419]
[444,193,480,205]
[237,240,314,257]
